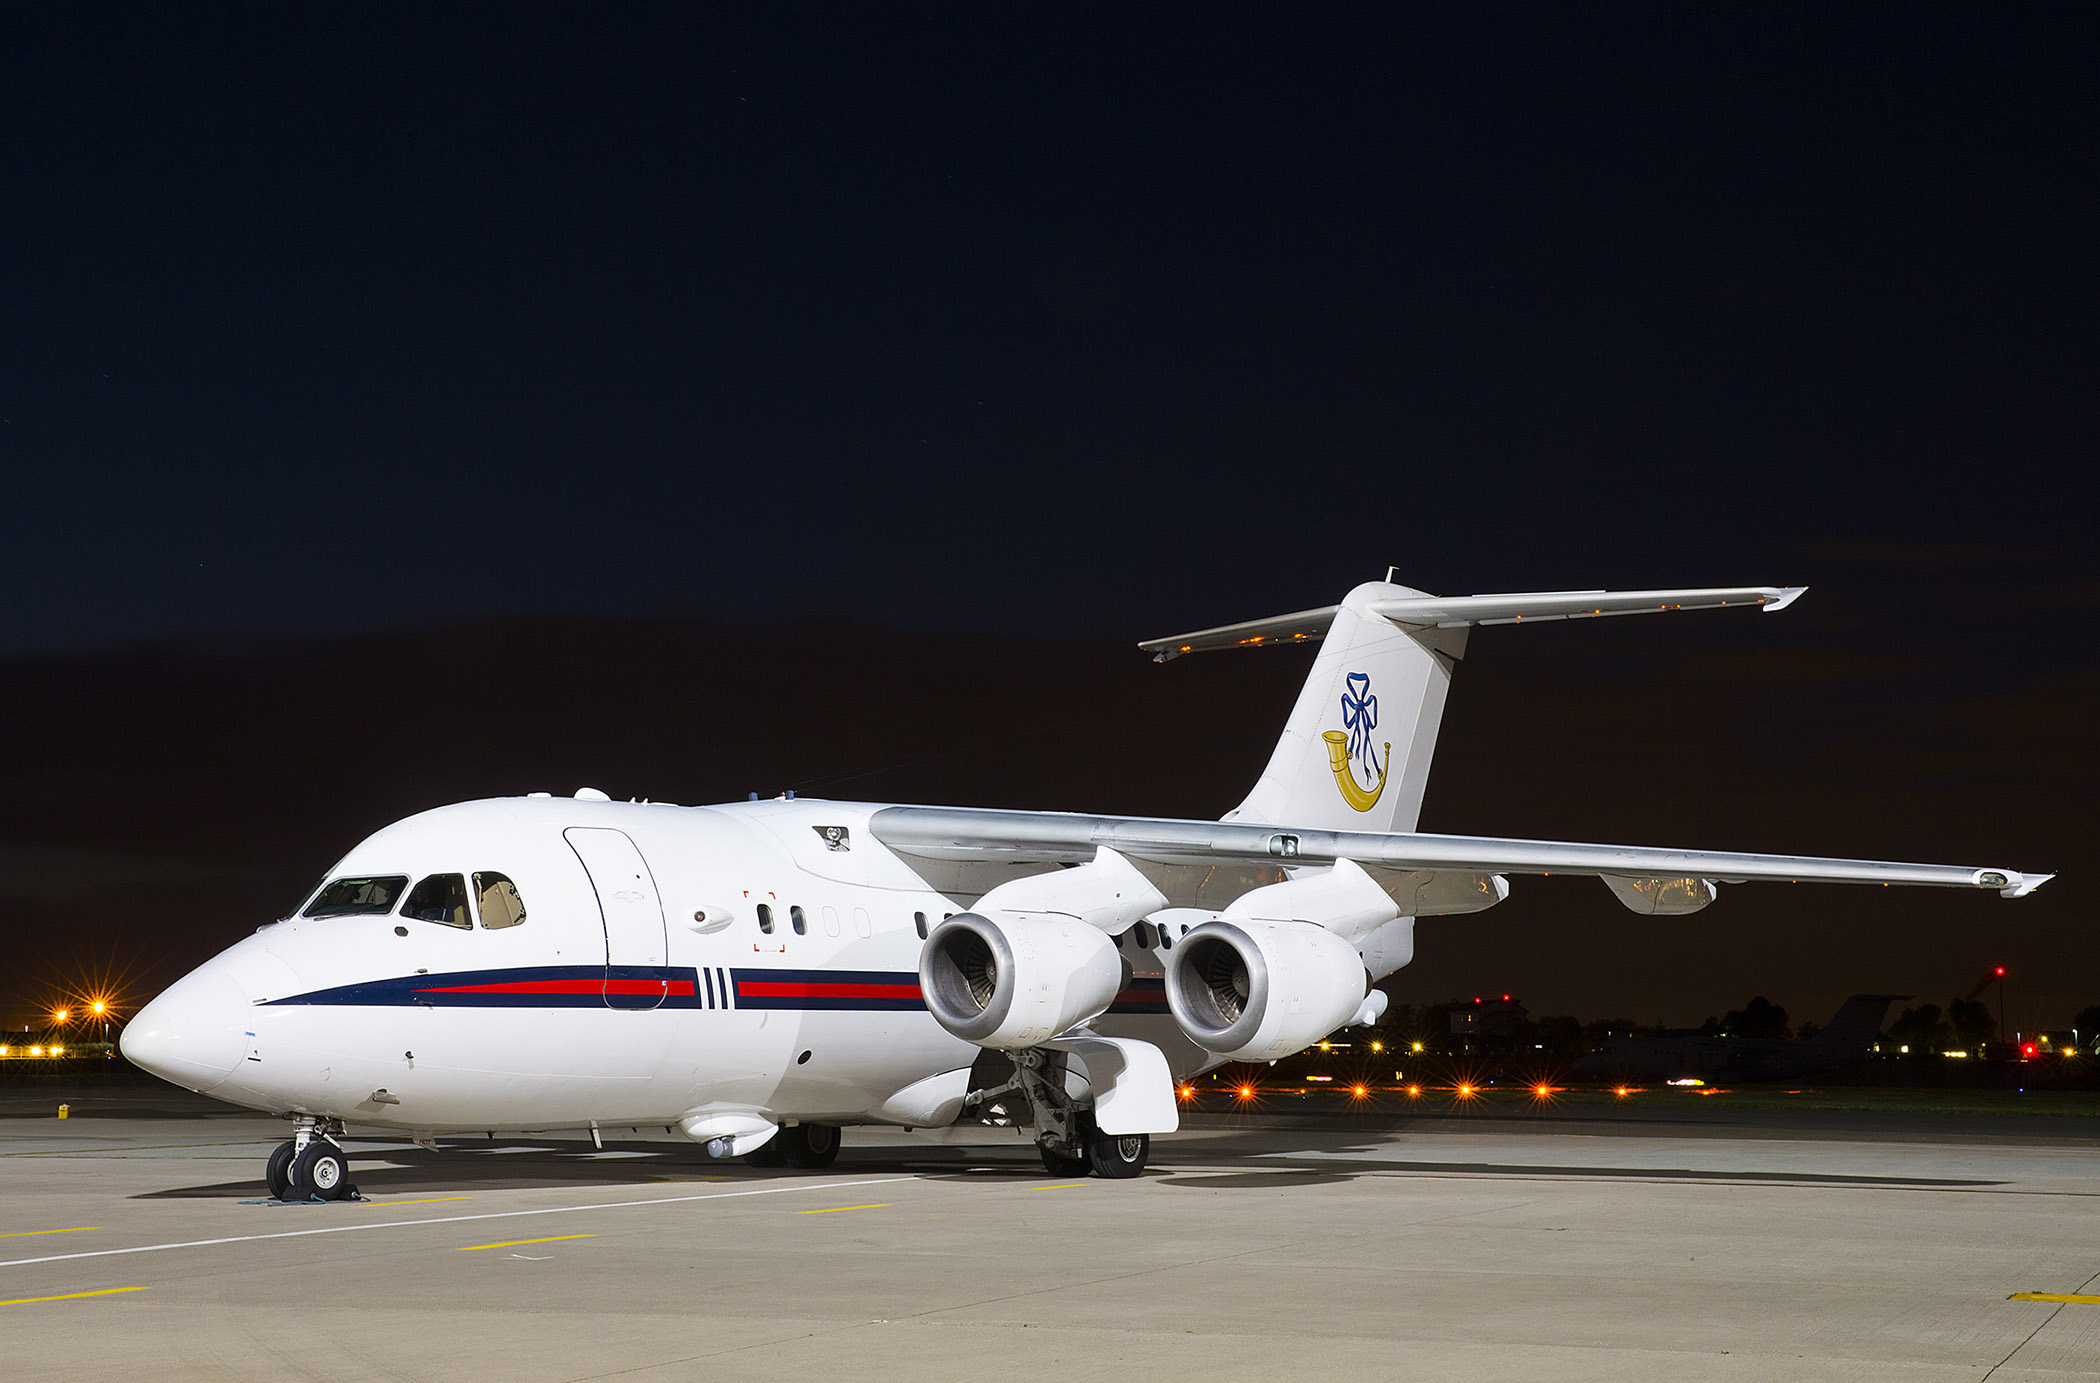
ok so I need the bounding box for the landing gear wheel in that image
[780,1123,840,1170]
[289,1140,354,1201]
[265,1140,297,1200]
[742,1134,787,1168]
[1038,1142,1091,1177]
[1086,1131,1149,1179]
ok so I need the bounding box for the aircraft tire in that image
[291,1140,354,1201]
[781,1123,840,1170]
[265,1141,297,1200]
[1086,1132,1148,1179]
[1037,1142,1091,1177]
[742,1135,787,1167]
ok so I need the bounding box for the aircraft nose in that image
[120,964,252,1092]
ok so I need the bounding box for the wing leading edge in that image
[867,805,2050,899]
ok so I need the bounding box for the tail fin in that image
[1223,581,1461,833]
[1804,994,1906,1055]
[1140,578,1804,834]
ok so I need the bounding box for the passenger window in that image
[790,905,807,936]
[303,876,410,918]
[402,873,471,929]
[914,911,928,940]
[758,903,775,935]
[474,872,527,929]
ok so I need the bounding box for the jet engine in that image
[919,912,1124,1049]
[1164,919,1368,1063]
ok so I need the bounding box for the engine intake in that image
[1165,920,1369,1062]
[919,912,1123,1049]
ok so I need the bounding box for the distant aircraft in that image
[1570,994,1909,1083]
[121,580,2049,1198]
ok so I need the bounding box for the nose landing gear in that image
[268,1116,360,1202]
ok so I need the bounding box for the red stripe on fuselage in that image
[737,981,922,1000]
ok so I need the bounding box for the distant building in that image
[1451,996,1528,1041]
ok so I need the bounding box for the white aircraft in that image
[121,579,2049,1197]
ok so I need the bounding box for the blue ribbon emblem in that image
[1341,672,1381,778]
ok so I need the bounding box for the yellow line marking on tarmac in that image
[364,1197,471,1207]
[2,1286,149,1307]
[0,1228,98,1238]
[458,1234,594,1252]
[0,1176,919,1270]
[2011,1292,2100,1305]
[798,1204,891,1214]
[1031,1183,1087,1190]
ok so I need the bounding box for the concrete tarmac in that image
[4,1088,2097,1382]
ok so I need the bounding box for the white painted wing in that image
[866,805,2050,898]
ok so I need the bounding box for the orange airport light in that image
[52,1008,69,1024]
[1406,1084,1422,1097]
[1350,1084,1368,1100]
[1455,1083,1475,1099]
[1235,1083,1256,1101]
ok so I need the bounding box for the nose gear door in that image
[564,827,669,1011]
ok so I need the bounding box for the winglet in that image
[1999,872,2053,899]
[1763,585,1809,612]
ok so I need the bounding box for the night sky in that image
[3,7,2091,1033]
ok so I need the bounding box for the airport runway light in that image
[1614,1086,1631,1098]
[1369,1040,1383,1053]
[1235,1083,1256,1102]
[1407,1084,1422,1098]
[1410,1041,1425,1053]
[1350,1084,1368,1100]
[52,1008,70,1025]
[1455,1083,1475,1099]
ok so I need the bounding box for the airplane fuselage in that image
[127,795,1174,1134]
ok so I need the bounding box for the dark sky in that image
[2,6,2091,1032]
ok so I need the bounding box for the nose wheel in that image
[265,1140,296,1200]
[270,1117,359,1201]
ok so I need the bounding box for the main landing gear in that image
[742,1123,841,1170]
[267,1115,359,1201]
[975,1048,1153,1180]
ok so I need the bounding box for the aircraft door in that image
[564,827,669,1012]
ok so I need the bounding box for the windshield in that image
[303,875,410,918]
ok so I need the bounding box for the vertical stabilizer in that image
[1225,581,1464,833]
[1804,994,1907,1056]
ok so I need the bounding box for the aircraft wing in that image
[866,805,2050,898]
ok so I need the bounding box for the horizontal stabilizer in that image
[1371,585,1805,627]
[1139,584,1803,659]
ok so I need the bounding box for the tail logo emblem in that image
[1323,671,1390,812]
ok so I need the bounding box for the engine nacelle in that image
[919,912,1123,1049]
[1165,919,1369,1062]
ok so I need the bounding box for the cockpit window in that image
[401,873,471,929]
[474,871,527,930]
[303,876,410,918]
